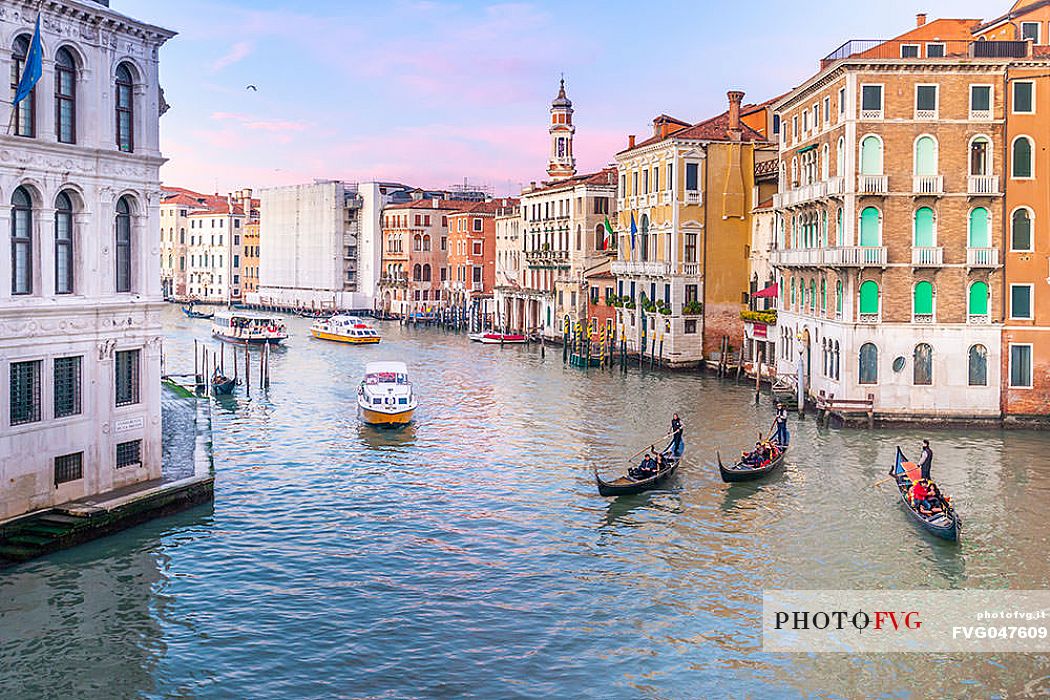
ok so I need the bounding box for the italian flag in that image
[603,216,615,250]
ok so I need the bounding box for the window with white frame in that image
[1021,21,1041,44]
[970,85,992,119]
[823,96,830,124]
[926,43,946,58]
[861,85,883,118]
[1013,81,1034,114]
[1010,284,1033,320]
[915,85,938,119]
[900,44,919,58]
[838,87,846,116]
[1010,344,1033,388]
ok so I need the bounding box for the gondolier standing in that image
[918,439,933,480]
[774,403,790,446]
[670,413,684,456]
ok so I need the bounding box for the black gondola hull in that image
[719,447,788,483]
[892,447,960,542]
[595,458,681,497]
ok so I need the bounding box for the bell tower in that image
[547,77,576,181]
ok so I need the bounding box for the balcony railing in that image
[912,246,943,267]
[913,175,944,195]
[684,190,702,205]
[824,246,887,267]
[969,314,990,325]
[858,174,888,194]
[661,191,672,205]
[967,175,999,195]
[825,175,845,196]
[967,247,1000,268]
[969,109,992,121]
[681,262,700,276]
[858,313,881,324]
[821,39,1030,68]
[913,314,935,325]
[611,260,672,277]
[770,248,824,267]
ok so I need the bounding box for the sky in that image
[121,0,1000,196]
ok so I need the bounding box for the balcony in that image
[825,175,845,196]
[821,39,1030,69]
[967,175,1000,196]
[967,247,1000,268]
[913,314,935,325]
[525,249,570,269]
[823,246,887,267]
[911,246,943,267]
[610,260,672,277]
[774,181,829,209]
[968,314,991,325]
[770,248,824,267]
[681,262,700,276]
[969,109,992,121]
[913,175,943,196]
[661,191,672,205]
[684,190,702,205]
[857,175,888,194]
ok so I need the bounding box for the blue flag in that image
[14,16,43,107]
[629,213,637,252]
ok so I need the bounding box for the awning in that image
[797,144,818,154]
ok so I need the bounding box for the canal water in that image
[2,305,1050,698]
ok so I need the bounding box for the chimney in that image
[916,13,927,27]
[727,90,745,140]
[628,134,636,148]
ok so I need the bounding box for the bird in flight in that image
[246,85,258,92]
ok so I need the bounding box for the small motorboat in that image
[298,308,334,319]
[890,447,960,542]
[718,439,787,483]
[311,315,381,344]
[182,304,213,319]
[211,371,236,395]
[212,311,288,345]
[477,332,527,344]
[358,361,417,427]
[595,440,684,497]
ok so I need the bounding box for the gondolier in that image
[918,439,933,480]
[774,403,790,446]
[670,413,683,455]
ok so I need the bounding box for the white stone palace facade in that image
[0,0,174,520]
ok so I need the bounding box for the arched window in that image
[115,63,135,153]
[913,343,933,385]
[413,234,422,252]
[914,136,937,176]
[969,208,990,248]
[422,264,431,282]
[115,196,133,292]
[422,234,431,252]
[859,280,879,317]
[640,214,649,262]
[836,136,845,176]
[969,136,990,176]
[914,207,935,247]
[913,281,934,321]
[809,279,816,312]
[968,344,988,387]
[11,186,33,295]
[821,144,829,180]
[834,341,840,380]
[55,48,77,144]
[790,278,796,307]
[969,281,989,319]
[859,207,880,247]
[820,279,826,314]
[55,191,74,294]
[859,342,878,384]
[575,224,581,251]
[594,223,605,251]
[412,263,421,280]
[1011,208,1033,251]
[836,207,843,245]
[860,136,882,175]
[821,210,828,248]
[836,280,843,316]
[1012,136,1033,178]
[11,35,35,138]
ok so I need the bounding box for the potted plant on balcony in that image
[683,300,703,316]
[657,301,672,316]
[624,298,636,310]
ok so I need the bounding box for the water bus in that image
[310,315,381,344]
[211,311,289,345]
[358,362,416,427]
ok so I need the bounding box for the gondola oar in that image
[625,432,673,463]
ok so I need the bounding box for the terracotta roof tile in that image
[526,167,617,195]
[620,109,767,155]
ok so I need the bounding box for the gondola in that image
[182,305,213,320]
[890,447,960,542]
[595,442,684,497]
[211,373,236,395]
[718,441,787,483]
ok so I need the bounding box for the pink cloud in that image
[211,41,253,72]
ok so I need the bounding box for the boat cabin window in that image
[365,372,408,385]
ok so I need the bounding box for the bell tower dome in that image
[547,77,576,181]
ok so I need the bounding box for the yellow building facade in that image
[613,92,771,366]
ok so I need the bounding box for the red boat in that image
[469,332,527,344]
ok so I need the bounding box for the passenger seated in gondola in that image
[630,453,655,480]
[908,479,929,506]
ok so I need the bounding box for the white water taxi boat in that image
[310,315,381,344]
[358,361,417,427]
[211,311,289,345]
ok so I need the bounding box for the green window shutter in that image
[914,207,935,247]
[860,280,879,315]
[860,137,881,175]
[915,137,937,176]
[1013,138,1032,178]
[860,207,880,247]
[969,208,989,248]
[969,281,989,316]
[1012,209,1032,250]
[836,281,843,313]
[914,281,934,315]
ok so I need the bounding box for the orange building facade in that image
[446,200,516,305]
